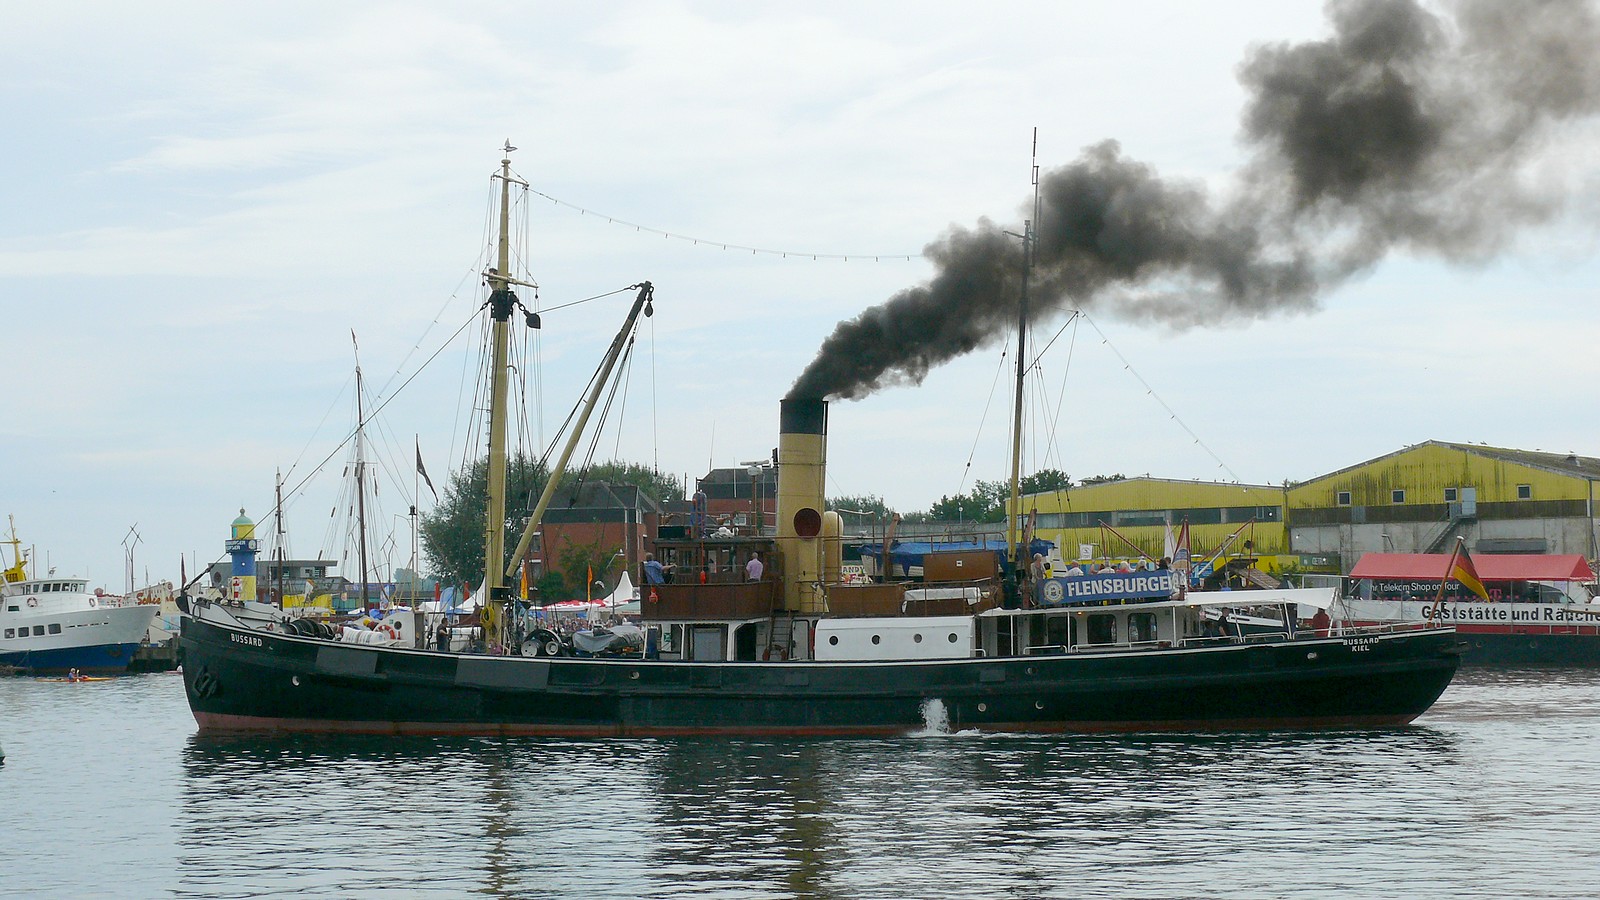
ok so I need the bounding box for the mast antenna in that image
[1007,128,1041,578]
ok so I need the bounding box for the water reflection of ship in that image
[647,740,839,897]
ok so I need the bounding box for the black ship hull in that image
[1453,629,1600,666]
[180,616,1463,736]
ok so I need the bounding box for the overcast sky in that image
[4,1,1597,586]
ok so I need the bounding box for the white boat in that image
[1,520,158,673]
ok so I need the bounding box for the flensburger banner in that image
[1037,571,1182,606]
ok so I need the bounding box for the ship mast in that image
[483,142,518,646]
[1007,129,1040,575]
[355,357,372,610]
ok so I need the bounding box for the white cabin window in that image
[1517,484,1532,500]
[1128,612,1158,643]
[49,623,62,635]
[1086,614,1117,645]
[3,628,13,638]
[33,626,45,636]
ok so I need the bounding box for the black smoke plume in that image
[789,0,1600,401]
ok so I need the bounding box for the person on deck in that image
[745,553,765,581]
[1030,553,1046,584]
[1217,610,1237,639]
[643,553,665,586]
[1310,607,1332,638]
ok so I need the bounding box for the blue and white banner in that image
[1037,572,1182,606]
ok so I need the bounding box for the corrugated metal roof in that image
[1434,442,1600,480]
[1297,441,1600,486]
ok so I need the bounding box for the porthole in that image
[977,703,988,712]
[630,671,640,680]
[871,635,881,645]
[291,676,300,686]
[829,635,839,646]
[947,633,958,643]
[913,634,923,643]
[1035,700,1044,710]
[1306,652,1318,660]
[1025,667,1035,675]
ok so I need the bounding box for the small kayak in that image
[37,676,115,683]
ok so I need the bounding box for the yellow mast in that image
[2,515,28,584]
[482,143,517,648]
[1007,130,1040,576]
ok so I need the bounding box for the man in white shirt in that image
[745,553,765,581]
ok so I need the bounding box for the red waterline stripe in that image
[192,711,1421,737]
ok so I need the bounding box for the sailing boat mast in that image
[274,469,285,606]
[355,358,371,610]
[1007,129,1040,572]
[483,143,519,643]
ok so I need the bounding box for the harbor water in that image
[3,668,1598,898]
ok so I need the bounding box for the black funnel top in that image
[779,397,827,436]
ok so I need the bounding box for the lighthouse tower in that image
[226,508,260,605]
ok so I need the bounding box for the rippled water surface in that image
[4,668,1599,898]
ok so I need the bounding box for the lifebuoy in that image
[762,643,788,661]
[376,623,399,640]
[27,597,37,607]
[648,588,660,604]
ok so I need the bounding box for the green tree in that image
[829,494,894,517]
[1080,473,1126,486]
[556,537,624,597]
[420,452,551,588]
[579,459,683,505]
[927,479,1008,523]
[1020,468,1072,495]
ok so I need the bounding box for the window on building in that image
[1517,485,1532,500]
[1336,491,1351,506]
[48,623,62,635]
[1444,488,1457,502]
[1391,489,1405,504]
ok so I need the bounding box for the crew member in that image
[745,552,764,581]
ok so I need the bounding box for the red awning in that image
[1349,553,1595,582]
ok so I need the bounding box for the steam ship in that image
[179,149,1462,735]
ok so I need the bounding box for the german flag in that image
[1449,545,1491,600]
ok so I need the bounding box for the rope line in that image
[1079,313,1241,483]
[528,188,922,262]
